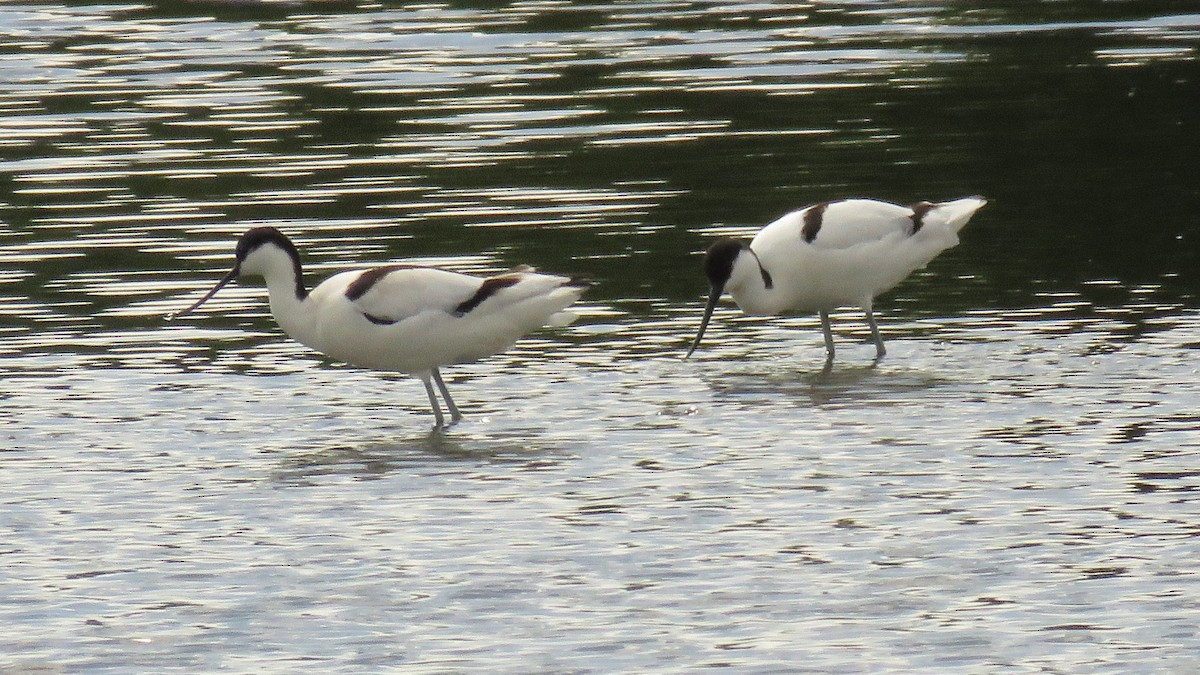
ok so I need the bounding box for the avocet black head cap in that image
[702,237,747,289]
[235,226,297,263]
[685,237,748,358]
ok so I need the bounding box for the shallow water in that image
[3,1,1200,672]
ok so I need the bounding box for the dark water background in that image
[2,1,1199,671]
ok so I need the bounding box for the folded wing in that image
[342,266,584,328]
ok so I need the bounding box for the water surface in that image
[2,1,1200,671]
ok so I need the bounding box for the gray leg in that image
[420,373,445,428]
[819,310,835,366]
[864,304,886,360]
[431,367,463,422]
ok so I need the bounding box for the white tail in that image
[546,310,580,328]
[932,196,987,233]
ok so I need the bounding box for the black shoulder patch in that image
[801,202,829,243]
[910,201,936,234]
[345,265,409,301]
[454,274,522,316]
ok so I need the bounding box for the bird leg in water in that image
[864,305,886,360]
[431,367,462,422]
[819,310,835,363]
[421,375,446,428]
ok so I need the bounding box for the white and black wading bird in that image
[168,227,586,427]
[685,197,987,365]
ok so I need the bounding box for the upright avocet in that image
[168,227,586,427]
[685,197,986,365]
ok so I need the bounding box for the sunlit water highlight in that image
[3,1,1200,671]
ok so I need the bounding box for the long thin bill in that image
[165,266,239,321]
[684,285,723,359]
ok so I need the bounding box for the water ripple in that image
[3,1,1200,672]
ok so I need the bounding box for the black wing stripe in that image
[910,202,935,234]
[801,202,829,243]
[454,275,522,316]
[362,312,397,325]
[345,265,417,301]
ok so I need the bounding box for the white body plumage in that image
[687,197,987,363]
[262,258,580,374]
[169,227,585,426]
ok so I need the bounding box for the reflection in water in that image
[3,1,1200,672]
[699,360,952,408]
[272,429,569,486]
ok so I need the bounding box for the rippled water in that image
[3,1,1200,671]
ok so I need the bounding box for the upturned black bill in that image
[684,284,723,358]
[165,266,239,321]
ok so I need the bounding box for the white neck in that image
[243,245,314,346]
[264,271,310,342]
[726,251,780,315]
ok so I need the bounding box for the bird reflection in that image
[270,429,565,485]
